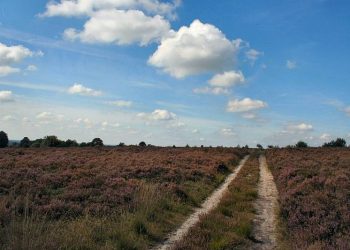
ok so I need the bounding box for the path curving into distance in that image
[153,155,250,250]
[252,155,280,250]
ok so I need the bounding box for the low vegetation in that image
[0,146,248,249]
[175,152,260,250]
[266,148,350,250]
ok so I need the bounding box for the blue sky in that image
[0,0,349,146]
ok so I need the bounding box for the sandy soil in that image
[252,155,280,250]
[153,155,250,250]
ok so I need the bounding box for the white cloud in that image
[221,128,235,136]
[108,100,133,107]
[245,49,263,64]
[41,0,180,18]
[64,9,170,46]
[0,66,20,77]
[209,70,245,88]
[0,43,42,77]
[26,65,38,71]
[0,43,34,65]
[285,123,313,133]
[0,90,14,102]
[138,109,176,121]
[286,60,297,69]
[320,133,331,141]
[36,112,65,124]
[75,118,94,128]
[68,83,102,96]
[101,121,120,129]
[227,98,267,113]
[149,19,242,78]
[193,86,230,95]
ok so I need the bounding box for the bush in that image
[323,138,346,148]
[19,137,31,148]
[139,141,146,147]
[91,138,103,147]
[0,131,9,148]
[295,141,308,148]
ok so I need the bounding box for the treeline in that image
[286,138,348,148]
[0,131,104,148]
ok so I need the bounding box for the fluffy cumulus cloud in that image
[0,66,20,77]
[149,20,242,78]
[320,133,331,141]
[42,0,179,46]
[209,71,245,88]
[227,98,267,113]
[0,43,42,77]
[285,123,313,133]
[138,109,176,121]
[41,0,180,18]
[67,83,102,96]
[36,112,65,124]
[0,90,14,102]
[221,128,235,136]
[245,49,263,64]
[64,9,170,46]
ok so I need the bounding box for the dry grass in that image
[174,151,260,250]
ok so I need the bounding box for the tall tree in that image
[0,131,9,148]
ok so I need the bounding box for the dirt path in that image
[252,155,280,250]
[153,155,250,250]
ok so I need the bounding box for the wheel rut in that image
[153,155,250,250]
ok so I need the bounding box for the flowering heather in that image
[266,148,350,250]
[0,147,247,219]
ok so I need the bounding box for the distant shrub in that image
[91,138,103,147]
[64,139,79,147]
[19,137,31,148]
[118,142,125,147]
[0,131,9,148]
[40,136,61,147]
[323,138,347,148]
[256,144,263,149]
[295,141,308,148]
[139,141,146,147]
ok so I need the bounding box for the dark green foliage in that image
[19,137,31,148]
[256,144,263,149]
[295,141,308,148]
[139,141,146,147]
[91,138,103,147]
[0,131,9,148]
[323,138,347,148]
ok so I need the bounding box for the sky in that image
[0,0,349,147]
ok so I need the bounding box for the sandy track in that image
[252,155,279,250]
[153,155,250,250]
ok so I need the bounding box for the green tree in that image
[0,131,9,148]
[139,141,146,147]
[41,136,61,147]
[65,139,79,147]
[296,141,308,148]
[256,144,263,149]
[323,138,347,148]
[91,138,104,147]
[19,137,31,148]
